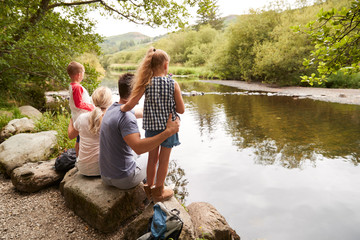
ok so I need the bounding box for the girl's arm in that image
[68,118,79,140]
[174,81,185,114]
[120,89,145,112]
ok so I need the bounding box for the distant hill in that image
[223,15,239,26]
[100,32,152,54]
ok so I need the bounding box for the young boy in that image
[67,61,94,155]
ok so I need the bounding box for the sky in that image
[93,0,298,37]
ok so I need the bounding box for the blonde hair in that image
[67,61,84,77]
[131,47,170,97]
[89,86,113,135]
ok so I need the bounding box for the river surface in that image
[102,74,360,240]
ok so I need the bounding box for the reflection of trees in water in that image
[222,94,360,168]
[182,84,360,168]
[184,95,221,138]
[165,160,189,204]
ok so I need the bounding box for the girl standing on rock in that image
[120,47,185,202]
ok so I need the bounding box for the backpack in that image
[54,148,77,172]
[138,202,183,240]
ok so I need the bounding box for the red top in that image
[70,82,94,111]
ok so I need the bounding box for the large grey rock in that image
[123,197,196,240]
[187,202,240,240]
[60,168,147,233]
[1,117,35,141]
[0,131,57,176]
[19,105,42,120]
[11,158,65,193]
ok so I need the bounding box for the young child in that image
[121,47,185,202]
[67,61,94,155]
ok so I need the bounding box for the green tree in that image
[209,9,281,80]
[0,0,212,106]
[195,0,224,30]
[297,0,356,85]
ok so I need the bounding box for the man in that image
[99,73,180,190]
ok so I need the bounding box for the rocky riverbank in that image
[0,105,239,240]
[201,80,360,105]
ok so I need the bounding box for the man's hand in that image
[165,113,180,135]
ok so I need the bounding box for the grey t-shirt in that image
[99,102,139,179]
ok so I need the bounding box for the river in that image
[102,74,360,240]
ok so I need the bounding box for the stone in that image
[19,105,42,120]
[11,158,65,193]
[123,196,196,240]
[163,197,196,240]
[0,110,13,118]
[187,202,240,240]
[0,131,58,177]
[60,168,147,233]
[1,117,35,141]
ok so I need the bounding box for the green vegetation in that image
[104,0,360,88]
[297,0,359,85]
[35,107,75,156]
[0,0,214,109]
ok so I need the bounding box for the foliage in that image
[297,0,357,85]
[195,0,224,30]
[0,107,24,130]
[0,0,214,107]
[209,9,281,80]
[155,25,219,66]
[35,106,75,157]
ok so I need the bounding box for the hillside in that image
[100,32,152,54]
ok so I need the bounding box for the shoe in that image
[143,184,152,201]
[151,185,173,202]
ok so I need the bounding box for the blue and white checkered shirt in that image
[143,76,178,130]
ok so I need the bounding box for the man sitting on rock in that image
[99,73,180,190]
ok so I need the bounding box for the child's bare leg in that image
[146,146,159,187]
[155,146,172,188]
[75,142,79,157]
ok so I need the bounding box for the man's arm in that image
[123,114,180,155]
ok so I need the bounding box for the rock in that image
[187,202,240,240]
[339,93,346,98]
[19,105,42,120]
[123,196,196,240]
[11,158,65,193]
[0,110,13,118]
[60,168,147,233]
[1,117,35,141]
[164,197,196,240]
[122,202,155,239]
[0,131,58,177]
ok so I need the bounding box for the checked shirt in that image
[143,76,178,131]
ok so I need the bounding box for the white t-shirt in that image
[74,112,100,176]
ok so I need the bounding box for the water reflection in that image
[165,160,189,204]
[179,81,360,169]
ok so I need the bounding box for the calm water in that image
[103,74,360,240]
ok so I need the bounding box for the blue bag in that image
[138,202,183,240]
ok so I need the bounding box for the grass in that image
[324,71,360,88]
[108,64,220,79]
[34,102,75,157]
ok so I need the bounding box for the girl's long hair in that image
[89,86,113,135]
[131,47,170,97]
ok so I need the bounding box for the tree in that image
[297,0,358,85]
[195,0,224,30]
[0,0,212,105]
